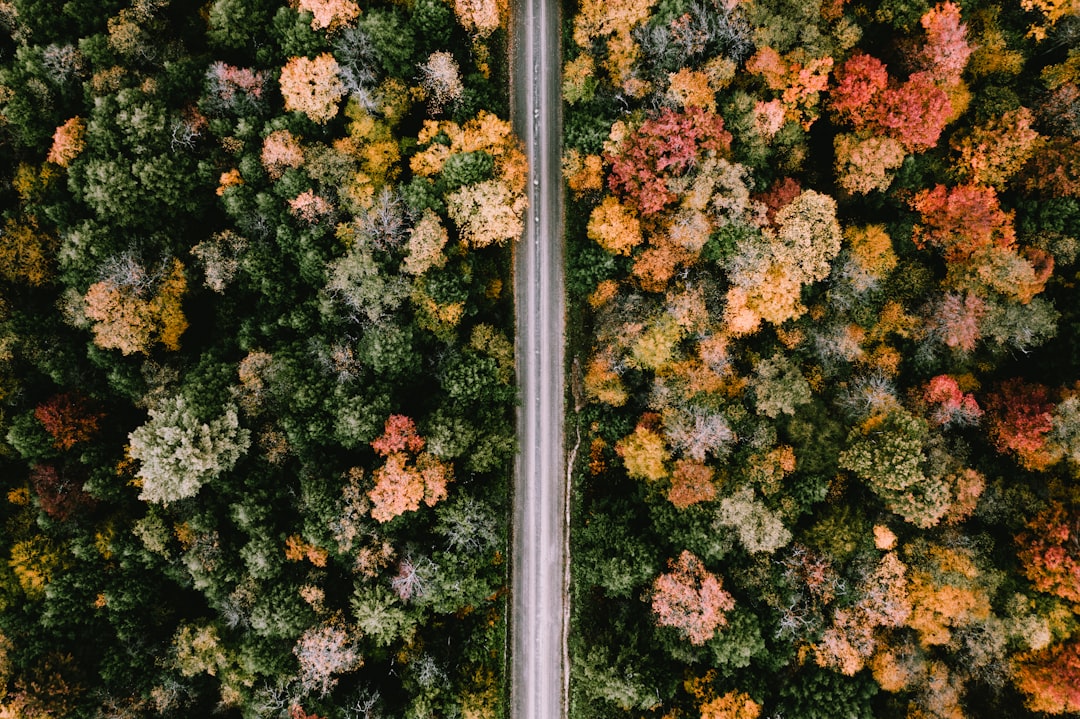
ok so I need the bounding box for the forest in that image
[0,0,522,717]
[565,0,1080,717]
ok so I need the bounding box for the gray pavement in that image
[510,0,567,714]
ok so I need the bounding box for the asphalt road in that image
[510,0,567,714]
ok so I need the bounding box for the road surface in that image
[510,0,566,714]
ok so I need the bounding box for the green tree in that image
[128,395,251,504]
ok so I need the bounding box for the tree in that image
[452,0,504,36]
[368,415,452,522]
[616,420,669,482]
[1016,502,1080,603]
[0,215,56,286]
[33,393,102,450]
[294,621,362,697]
[606,107,732,215]
[46,116,86,167]
[751,353,812,418]
[29,465,96,521]
[953,107,1039,188]
[922,375,982,428]
[445,178,526,248]
[402,209,448,275]
[916,1,971,84]
[587,196,643,256]
[839,409,953,528]
[651,550,735,645]
[261,129,305,181]
[128,395,251,504]
[83,257,189,355]
[830,53,889,126]
[204,62,266,115]
[984,379,1055,471]
[833,134,905,195]
[297,0,361,32]
[716,487,792,554]
[700,691,762,719]
[668,459,717,509]
[418,51,463,114]
[280,53,346,124]
[911,184,1015,263]
[875,72,952,152]
[1012,638,1080,714]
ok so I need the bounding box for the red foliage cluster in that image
[830,53,889,126]
[208,62,265,104]
[1013,638,1080,714]
[757,177,802,226]
[830,57,952,152]
[34,393,103,450]
[923,375,982,427]
[985,379,1055,470]
[371,414,426,457]
[910,184,1016,262]
[29,464,96,521]
[290,705,325,719]
[1016,502,1080,603]
[607,106,732,215]
[875,73,952,153]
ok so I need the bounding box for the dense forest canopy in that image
[0,0,521,716]
[564,0,1080,717]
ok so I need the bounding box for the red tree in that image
[923,375,982,427]
[830,53,889,126]
[29,464,96,521]
[1016,502,1080,603]
[651,550,735,645]
[911,184,1016,262]
[607,107,731,215]
[1013,638,1080,714]
[371,414,426,456]
[34,393,103,450]
[985,379,1055,470]
[875,72,952,152]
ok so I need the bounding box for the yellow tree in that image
[83,258,188,355]
[0,216,56,286]
[587,196,642,256]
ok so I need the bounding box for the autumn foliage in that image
[34,393,102,450]
[985,379,1055,470]
[1016,502,1080,603]
[279,53,345,124]
[651,550,735,645]
[368,415,452,522]
[1012,639,1080,714]
[606,107,731,215]
[83,258,188,355]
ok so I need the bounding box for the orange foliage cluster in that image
[295,0,360,32]
[285,535,329,567]
[1016,502,1080,603]
[46,117,86,167]
[368,415,452,523]
[279,53,345,124]
[34,393,102,450]
[83,258,188,355]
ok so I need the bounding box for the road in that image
[510,0,567,714]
